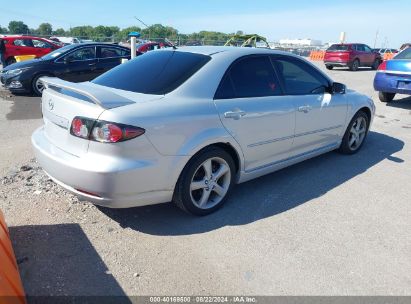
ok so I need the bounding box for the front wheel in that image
[326,65,334,70]
[32,74,48,96]
[173,147,235,215]
[378,92,395,103]
[339,111,369,154]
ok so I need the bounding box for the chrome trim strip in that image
[248,135,294,147]
[294,125,343,138]
[248,125,342,148]
[245,142,339,173]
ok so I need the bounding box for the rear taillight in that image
[70,117,145,143]
[378,61,387,71]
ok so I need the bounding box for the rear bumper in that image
[324,61,350,67]
[32,126,187,208]
[374,72,411,95]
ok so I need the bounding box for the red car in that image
[137,41,173,53]
[2,36,61,66]
[324,43,382,71]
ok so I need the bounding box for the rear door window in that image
[99,47,127,58]
[92,50,211,95]
[13,39,33,47]
[272,56,330,95]
[215,55,282,99]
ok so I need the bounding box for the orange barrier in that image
[0,210,26,304]
[383,53,395,61]
[309,50,326,61]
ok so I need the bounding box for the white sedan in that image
[32,46,375,215]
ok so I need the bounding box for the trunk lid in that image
[324,51,351,62]
[40,77,160,156]
[386,60,411,73]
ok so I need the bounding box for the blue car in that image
[374,47,411,102]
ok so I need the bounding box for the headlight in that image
[6,68,29,76]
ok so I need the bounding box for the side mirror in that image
[332,82,346,94]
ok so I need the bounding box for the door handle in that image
[224,110,247,120]
[298,105,312,113]
[88,62,97,66]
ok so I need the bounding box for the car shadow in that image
[386,96,411,110]
[99,131,403,236]
[9,224,131,302]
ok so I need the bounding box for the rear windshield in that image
[327,44,350,51]
[394,48,411,60]
[92,50,211,95]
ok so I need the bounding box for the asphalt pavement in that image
[0,61,410,296]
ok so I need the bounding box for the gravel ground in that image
[0,61,410,297]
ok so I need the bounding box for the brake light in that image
[70,117,145,143]
[378,61,387,71]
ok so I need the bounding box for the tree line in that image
[0,21,241,45]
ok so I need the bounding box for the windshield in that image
[92,50,211,95]
[327,44,350,51]
[394,48,411,60]
[41,44,76,60]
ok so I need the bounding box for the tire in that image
[338,111,369,155]
[326,65,334,70]
[378,91,395,103]
[173,146,235,216]
[31,74,49,96]
[6,57,16,66]
[349,59,360,71]
[371,59,381,70]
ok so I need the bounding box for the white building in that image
[279,38,322,47]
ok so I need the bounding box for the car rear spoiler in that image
[40,77,135,109]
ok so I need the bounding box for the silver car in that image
[32,47,375,215]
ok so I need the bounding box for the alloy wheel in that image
[35,78,45,94]
[348,116,367,151]
[189,157,231,210]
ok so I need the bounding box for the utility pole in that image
[134,16,151,40]
[373,29,379,48]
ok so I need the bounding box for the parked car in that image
[399,43,411,51]
[378,48,398,55]
[0,43,133,95]
[32,47,375,215]
[1,35,61,66]
[49,36,82,45]
[324,43,382,71]
[374,47,411,102]
[136,41,173,53]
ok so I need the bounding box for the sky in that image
[0,0,410,48]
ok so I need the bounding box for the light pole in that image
[134,16,151,40]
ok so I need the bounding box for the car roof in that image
[174,46,294,57]
[3,35,48,40]
[69,42,129,48]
